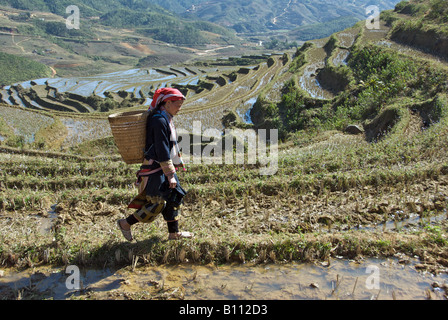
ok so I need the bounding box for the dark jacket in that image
[143,110,186,205]
[144,110,175,165]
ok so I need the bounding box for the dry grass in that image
[1,116,448,273]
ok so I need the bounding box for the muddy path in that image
[1,257,447,300]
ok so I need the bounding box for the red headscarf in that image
[150,87,186,110]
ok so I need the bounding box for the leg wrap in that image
[133,197,166,224]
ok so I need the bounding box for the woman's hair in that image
[148,101,166,117]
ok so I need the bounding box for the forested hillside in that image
[0,0,235,46]
[0,0,171,17]
[0,0,240,83]
[153,0,402,34]
[1,0,403,39]
[0,51,52,85]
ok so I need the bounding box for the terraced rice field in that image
[1,11,448,300]
[1,54,289,132]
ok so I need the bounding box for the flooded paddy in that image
[1,257,447,300]
[299,62,333,100]
[332,49,350,67]
[0,104,111,147]
[1,56,280,133]
[0,104,54,144]
[18,68,188,99]
[60,117,111,146]
[297,39,335,100]
[3,63,237,111]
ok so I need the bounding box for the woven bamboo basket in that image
[108,110,148,164]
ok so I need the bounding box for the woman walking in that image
[118,87,193,241]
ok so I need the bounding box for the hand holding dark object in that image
[168,175,177,189]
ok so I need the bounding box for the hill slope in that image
[0,3,242,82]
[153,0,402,34]
[0,51,52,85]
[0,0,172,17]
[252,0,448,138]
[0,0,405,83]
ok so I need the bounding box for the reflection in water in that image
[299,63,333,100]
[1,258,446,300]
[333,49,350,67]
[235,97,257,125]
